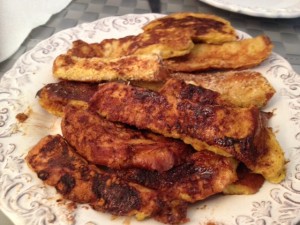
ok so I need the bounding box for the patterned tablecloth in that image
[0,0,300,224]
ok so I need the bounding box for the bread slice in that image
[53,54,169,82]
[165,35,273,72]
[142,12,237,44]
[172,70,275,108]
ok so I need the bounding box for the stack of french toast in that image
[26,13,286,224]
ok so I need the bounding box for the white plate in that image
[199,0,300,18]
[0,13,300,225]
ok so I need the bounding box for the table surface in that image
[1,0,300,224]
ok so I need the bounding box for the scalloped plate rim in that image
[198,0,300,18]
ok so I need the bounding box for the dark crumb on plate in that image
[81,205,90,210]
[205,222,224,225]
[56,197,77,210]
[16,113,29,123]
[196,204,207,210]
[66,201,77,210]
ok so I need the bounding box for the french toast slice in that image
[53,54,169,82]
[37,81,99,117]
[61,106,193,172]
[172,70,275,108]
[66,31,194,60]
[25,134,160,220]
[165,35,273,72]
[142,12,237,44]
[158,79,285,183]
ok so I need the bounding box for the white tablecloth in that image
[0,0,72,62]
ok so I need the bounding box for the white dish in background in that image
[0,13,300,225]
[199,0,300,18]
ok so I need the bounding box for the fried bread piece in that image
[25,134,160,220]
[89,79,285,183]
[165,35,273,72]
[66,30,194,60]
[61,106,193,172]
[53,54,169,82]
[142,12,237,44]
[37,81,99,117]
[172,70,275,108]
[159,79,285,183]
